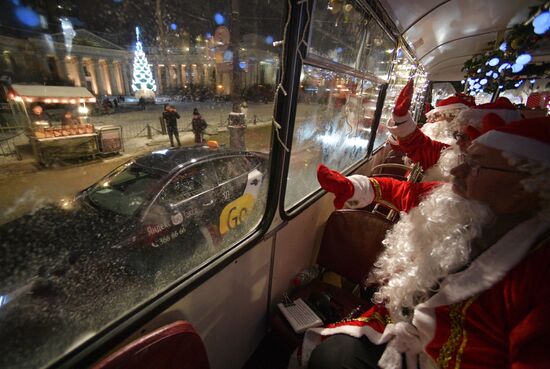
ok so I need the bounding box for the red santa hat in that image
[451,97,522,132]
[425,95,471,118]
[464,113,506,140]
[475,117,550,165]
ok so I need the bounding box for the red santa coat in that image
[347,176,442,213]
[299,217,550,369]
[396,128,450,171]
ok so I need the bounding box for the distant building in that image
[0,29,278,97]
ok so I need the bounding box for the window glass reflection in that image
[309,0,368,68]
[0,1,280,368]
[285,66,381,210]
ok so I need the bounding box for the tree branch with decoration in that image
[462,1,550,95]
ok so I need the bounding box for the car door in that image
[142,161,218,249]
[213,156,264,236]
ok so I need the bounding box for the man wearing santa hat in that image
[419,93,474,144]
[387,81,521,181]
[295,117,550,369]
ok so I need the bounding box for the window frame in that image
[279,0,397,219]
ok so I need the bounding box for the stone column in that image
[93,59,106,96]
[76,57,87,87]
[164,64,171,92]
[55,56,68,81]
[108,61,119,95]
[180,64,188,87]
[154,64,162,94]
[175,64,182,89]
[122,62,131,95]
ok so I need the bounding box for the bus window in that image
[431,82,457,106]
[377,48,417,151]
[0,1,282,368]
[285,70,382,210]
[309,0,369,68]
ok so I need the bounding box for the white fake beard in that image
[422,145,462,182]
[420,121,456,145]
[367,184,494,321]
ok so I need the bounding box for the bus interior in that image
[0,1,548,369]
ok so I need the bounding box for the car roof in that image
[133,146,255,174]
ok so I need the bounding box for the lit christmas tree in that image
[131,27,157,98]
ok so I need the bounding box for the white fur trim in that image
[299,325,384,367]
[388,113,416,137]
[387,134,399,146]
[412,217,550,346]
[451,109,522,131]
[475,131,550,165]
[425,103,468,117]
[346,175,374,208]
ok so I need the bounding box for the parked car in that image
[0,147,269,301]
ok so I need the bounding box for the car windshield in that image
[87,162,163,216]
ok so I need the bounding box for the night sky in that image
[1,0,284,48]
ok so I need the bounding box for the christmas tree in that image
[131,27,157,97]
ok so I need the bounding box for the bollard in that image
[147,124,152,139]
[159,117,166,134]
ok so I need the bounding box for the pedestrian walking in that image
[163,104,181,147]
[191,108,207,144]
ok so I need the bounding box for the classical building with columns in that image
[0,29,278,97]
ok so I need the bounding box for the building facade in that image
[0,29,278,97]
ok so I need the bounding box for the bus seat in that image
[316,209,393,285]
[270,209,394,351]
[90,321,210,369]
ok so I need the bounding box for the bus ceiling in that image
[378,0,545,81]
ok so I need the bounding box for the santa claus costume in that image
[389,93,521,181]
[297,118,550,369]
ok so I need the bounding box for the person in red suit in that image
[293,117,550,369]
[388,82,521,181]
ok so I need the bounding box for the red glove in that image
[393,79,414,117]
[317,164,354,209]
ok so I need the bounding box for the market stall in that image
[7,84,103,166]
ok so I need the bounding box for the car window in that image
[160,163,217,205]
[87,163,163,216]
[214,156,251,183]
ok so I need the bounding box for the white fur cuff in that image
[388,113,416,138]
[346,175,375,208]
[387,134,399,146]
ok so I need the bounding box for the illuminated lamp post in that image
[227,0,246,150]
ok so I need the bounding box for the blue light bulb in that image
[511,63,524,73]
[15,6,40,27]
[480,79,488,85]
[170,23,177,31]
[265,35,274,45]
[492,72,499,79]
[515,53,532,65]
[499,42,507,52]
[477,68,482,73]
[533,11,550,33]
[498,63,511,72]
[488,57,500,67]
[214,13,225,25]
